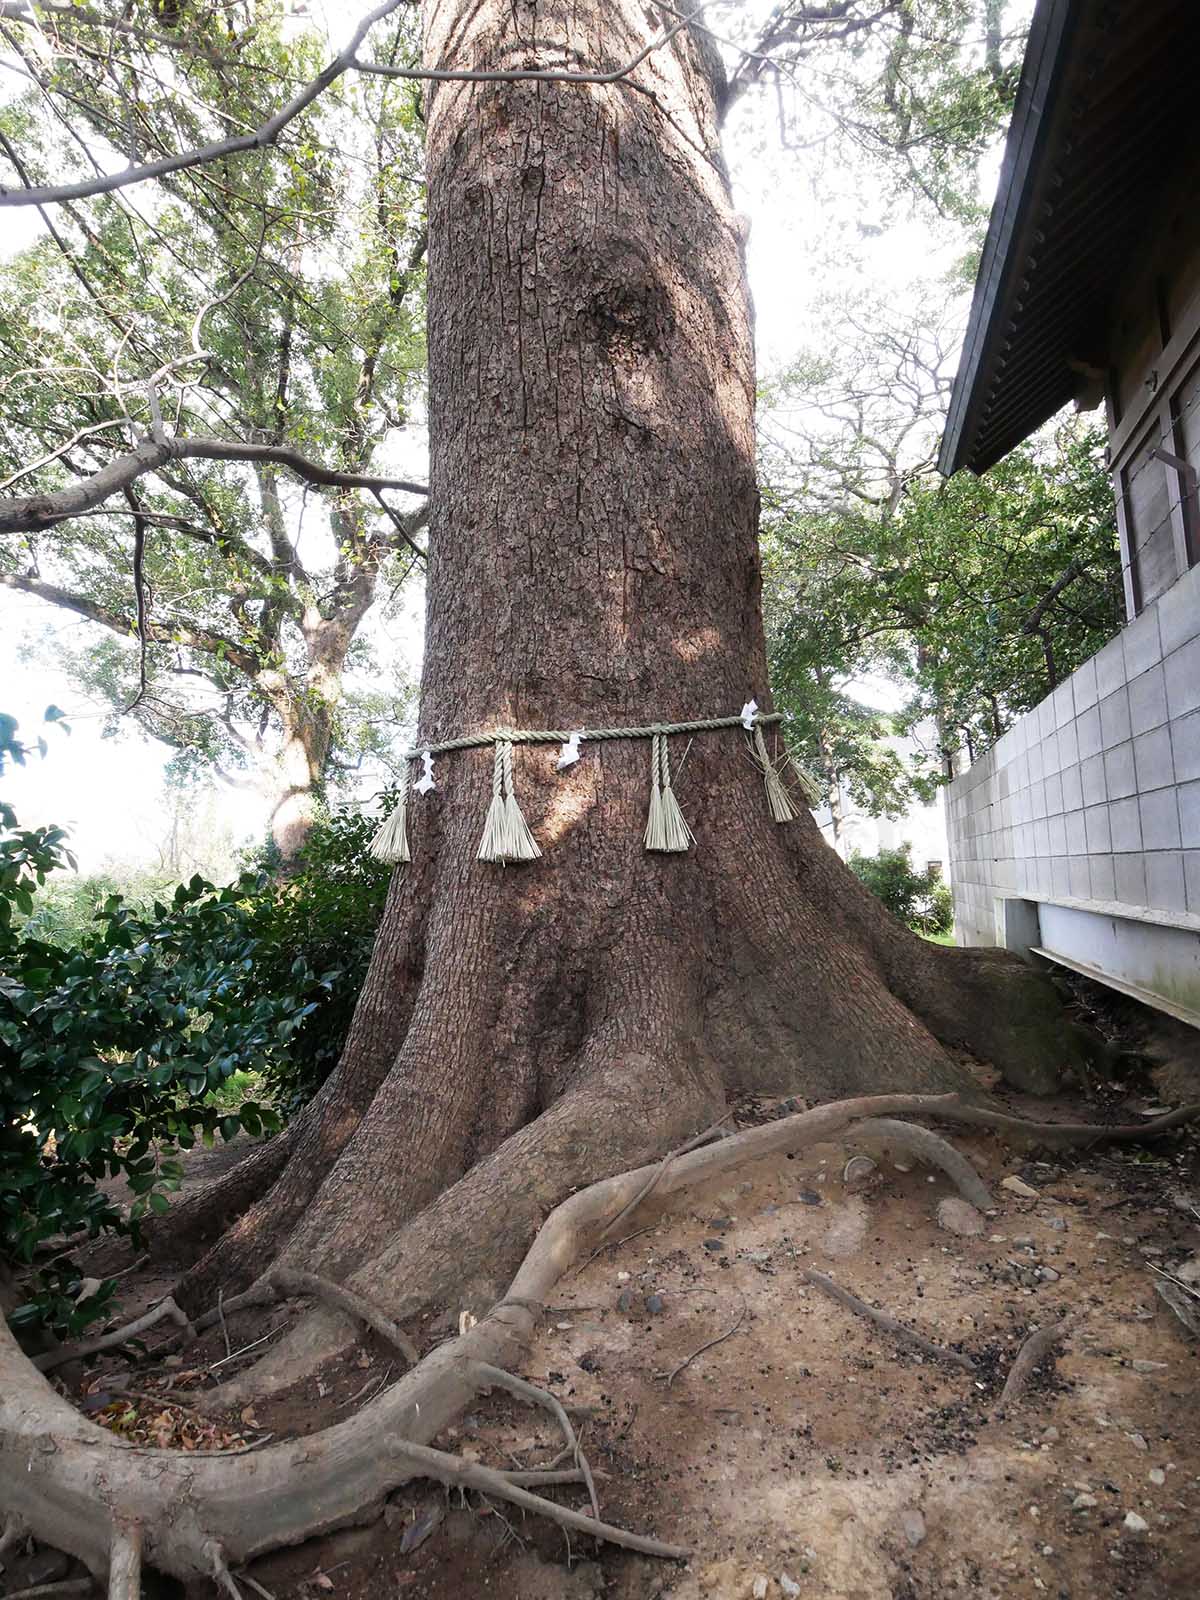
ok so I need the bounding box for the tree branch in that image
[0,1,707,206]
[0,570,261,676]
[0,0,409,206]
[0,434,427,534]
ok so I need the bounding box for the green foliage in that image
[0,787,394,1333]
[764,290,1120,811]
[0,705,70,775]
[0,5,426,816]
[0,813,291,1332]
[848,844,953,935]
[238,799,395,1113]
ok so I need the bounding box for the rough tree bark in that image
[140,0,1076,1402]
[0,0,1102,1581]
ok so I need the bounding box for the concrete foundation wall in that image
[946,561,1200,1018]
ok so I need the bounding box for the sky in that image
[0,3,1018,874]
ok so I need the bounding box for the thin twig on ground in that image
[995,1321,1069,1412]
[217,1289,231,1361]
[599,1119,731,1241]
[208,1327,284,1372]
[233,1572,276,1600]
[389,1437,687,1559]
[573,1224,656,1275]
[468,1360,600,1520]
[804,1269,976,1373]
[656,1305,747,1385]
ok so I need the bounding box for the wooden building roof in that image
[939,0,1200,477]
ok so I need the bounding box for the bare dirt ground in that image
[7,987,1199,1600]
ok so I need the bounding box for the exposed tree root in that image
[34,1296,194,1374]
[467,1360,601,1521]
[803,1269,976,1373]
[995,1321,1070,1413]
[931,1101,1200,1148]
[843,1117,992,1209]
[265,1270,420,1368]
[597,1118,732,1242]
[385,1437,688,1559]
[0,1092,962,1584]
[5,1089,1189,1587]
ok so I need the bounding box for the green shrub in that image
[848,843,953,936]
[238,799,395,1112]
[0,789,395,1334]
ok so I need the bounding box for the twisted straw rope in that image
[401,711,783,762]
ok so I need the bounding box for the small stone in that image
[644,1294,665,1315]
[990,1234,1007,1243]
[616,1271,630,1282]
[899,1507,926,1547]
[617,1289,635,1313]
[937,1197,985,1236]
[752,1577,769,1599]
[1072,1493,1098,1511]
[1042,1426,1059,1443]
[709,1216,733,1231]
[1046,1217,1067,1231]
[1126,1432,1148,1451]
[1013,1235,1035,1248]
[398,1504,444,1554]
[703,1239,725,1253]
[1002,1176,1039,1199]
[1149,1468,1165,1486]
[1132,1360,1167,1374]
[1123,1512,1149,1534]
[1036,1267,1060,1282]
[780,1577,801,1598]
[796,1190,822,1206]
[892,1156,914,1172]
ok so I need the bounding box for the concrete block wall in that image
[946,560,1200,947]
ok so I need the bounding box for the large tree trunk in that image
[0,5,1096,1583]
[158,0,1075,1400]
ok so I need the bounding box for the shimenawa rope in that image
[369,705,819,865]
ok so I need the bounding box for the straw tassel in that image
[477,739,541,863]
[644,732,692,852]
[752,724,798,823]
[369,767,411,864]
[789,757,823,807]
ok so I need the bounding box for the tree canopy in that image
[0,2,428,852]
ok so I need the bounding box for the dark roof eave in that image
[938,0,1081,478]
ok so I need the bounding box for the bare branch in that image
[0,570,262,676]
[0,1,707,207]
[0,433,427,534]
[0,0,408,206]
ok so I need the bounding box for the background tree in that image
[762,294,1120,811]
[0,2,428,858]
